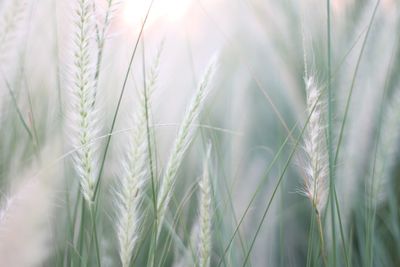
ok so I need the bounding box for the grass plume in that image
[156,56,217,236]
[68,0,99,204]
[303,75,328,215]
[115,45,162,267]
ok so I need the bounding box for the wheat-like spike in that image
[69,0,99,204]
[303,75,328,214]
[116,46,162,267]
[198,144,212,267]
[157,56,217,236]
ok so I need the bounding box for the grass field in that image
[0,0,399,266]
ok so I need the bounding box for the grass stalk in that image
[326,1,338,265]
[317,212,328,267]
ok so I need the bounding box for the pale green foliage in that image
[0,1,400,267]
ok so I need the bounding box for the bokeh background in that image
[0,0,400,266]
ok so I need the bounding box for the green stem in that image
[317,212,328,267]
[326,1,337,265]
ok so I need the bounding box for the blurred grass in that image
[0,0,400,266]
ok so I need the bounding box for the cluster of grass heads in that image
[0,0,400,266]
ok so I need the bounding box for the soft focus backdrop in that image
[0,0,399,266]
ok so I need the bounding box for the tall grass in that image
[69,0,99,205]
[0,0,399,266]
[156,57,217,238]
[115,44,162,267]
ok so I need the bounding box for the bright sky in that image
[122,0,194,28]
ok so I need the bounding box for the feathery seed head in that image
[303,75,328,214]
[115,45,163,267]
[68,0,100,204]
[157,55,218,234]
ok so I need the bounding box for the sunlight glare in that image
[122,0,193,28]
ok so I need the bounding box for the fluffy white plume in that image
[303,76,328,214]
[116,45,162,267]
[157,55,218,236]
[68,0,100,204]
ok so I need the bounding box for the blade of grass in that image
[326,1,338,265]
[333,0,381,168]
[329,3,380,265]
[22,74,39,154]
[92,0,155,202]
[239,84,325,266]
[89,4,155,260]
[1,71,34,142]
[198,110,252,266]
[216,121,298,267]
[365,19,397,267]
[240,121,306,266]
[240,121,308,266]
[53,0,63,117]
[157,182,199,267]
[306,206,317,267]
